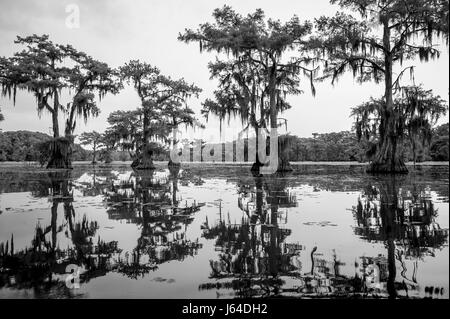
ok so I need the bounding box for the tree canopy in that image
[312,0,449,173]
[104,110,143,157]
[314,0,449,85]
[0,4,448,173]
[352,85,448,162]
[179,5,318,171]
[0,34,121,168]
[79,131,104,163]
[65,51,121,137]
[119,60,201,169]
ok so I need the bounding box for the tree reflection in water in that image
[200,174,448,299]
[103,167,203,279]
[352,177,448,299]
[0,171,121,298]
[200,174,359,298]
[200,174,296,297]
[0,165,448,298]
[0,167,206,293]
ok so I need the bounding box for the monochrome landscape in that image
[0,0,448,300]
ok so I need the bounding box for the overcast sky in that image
[0,0,448,143]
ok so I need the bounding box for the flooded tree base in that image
[47,161,73,170]
[131,157,156,170]
[366,161,409,174]
[250,160,264,172]
[46,138,73,170]
[132,147,156,170]
[168,160,181,168]
[277,159,293,172]
[133,163,156,170]
[250,158,294,173]
[366,138,409,174]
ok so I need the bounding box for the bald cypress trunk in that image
[251,89,265,172]
[253,63,292,174]
[168,122,181,168]
[46,91,72,169]
[52,105,59,139]
[134,109,155,170]
[278,135,292,172]
[367,19,407,174]
[268,66,292,173]
[251,126,264,172]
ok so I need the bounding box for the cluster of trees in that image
[0,1,449,174]
[0,35,121,168]
[0,37,201,169]
[178,1,449,173]
[78,103,196,165]
[2,123,447,163]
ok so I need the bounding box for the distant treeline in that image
[0,130,158,163]
[0,131,90,162]
[286,123,449,162]
[0,123,448,163]
[199,123,448,163]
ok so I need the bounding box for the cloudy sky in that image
[0,0,448,143]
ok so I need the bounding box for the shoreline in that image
[0,160,448,168]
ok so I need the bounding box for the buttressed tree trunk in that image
[367,20,407,174]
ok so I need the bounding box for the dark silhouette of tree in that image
[352,86,447,166]
[314,0,449,173]
[104,110,143,162]
[179,6,317,172]
[0,35,120,168]
[64,51,121,139]
[104,110,170,165]
[119,60,201,169]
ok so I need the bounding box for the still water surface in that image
[0,164,448,299]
